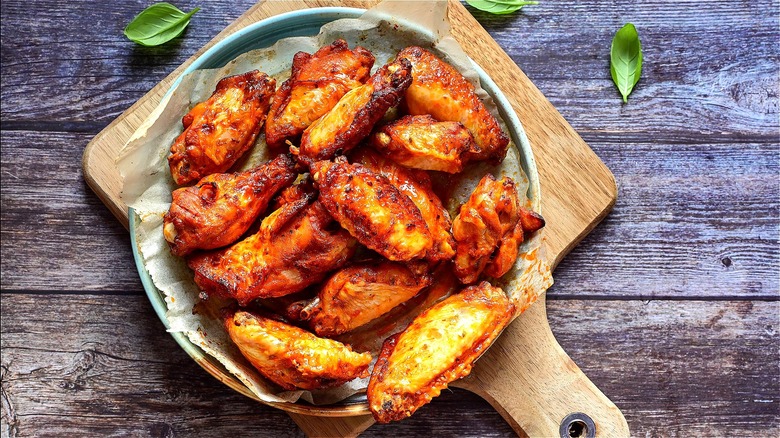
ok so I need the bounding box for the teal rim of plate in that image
[129,6,540,407]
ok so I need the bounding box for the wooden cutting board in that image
[82,0,628,436]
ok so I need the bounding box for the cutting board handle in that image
[453,295,629,437]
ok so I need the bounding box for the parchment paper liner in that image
[117,0,553,405]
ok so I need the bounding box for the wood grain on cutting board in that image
[81,0,624,436]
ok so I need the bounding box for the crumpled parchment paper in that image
[117,0,553,405]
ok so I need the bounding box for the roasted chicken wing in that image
[335,263,459,353]
[296,58,412,165]
[452,174,545,284]
[225,310,372,390]
[188,193,357,305]
[168,70,276,185]
[397,47,509,165]
[289,261,432,337]
[265,40,375,149]
[352,149,455,262]
[311,159,432,261]
[367,282,515,423]
[370,115,475,173]
[163,154,296,256]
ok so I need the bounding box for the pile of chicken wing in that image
[162,40,545,422]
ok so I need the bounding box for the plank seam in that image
[546,293,780,302]
[0,120,108,134]
[0,289,143,296]
[1,289,778,301]
[3,121,778,144]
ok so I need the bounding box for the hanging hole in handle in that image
[559,412,596,438]
[568,420,587,437]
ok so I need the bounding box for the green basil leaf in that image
[124,3,200,47]
[465,0,538,15]
[610,23,642,103]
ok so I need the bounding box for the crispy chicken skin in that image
[311,159,433,261]
[296,58,413,165]
[265,40,375,149]
[334,263,459,353]
[289,261,432,337]
[168,70,276,185]
[484,206,545,279]
[269,177,316,211]
[367,282,515,423]
[370,115,475,173]
[188,194,357,305]
[452,174,545,284]
[352,149,455,262]
[225,310,372,390]
[163,154,296,256]
[397,47,509,164]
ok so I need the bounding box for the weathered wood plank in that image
[547,298,780,436]
[0,293,513,437]
[0,0,777,141]
[3,130,777,298]
[554,140,780,299]
[0,0,250,126]
[480,2,780,140]
[2,294,777,436]
[0,131,140,292]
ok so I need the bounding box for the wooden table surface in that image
[2,0,778,436]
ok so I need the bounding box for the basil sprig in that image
[124,2,201,47]
[610,23,643,103]
[465,0,539,15]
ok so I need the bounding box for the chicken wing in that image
[367,282,515,423]
[452,174,545,284]
[265,40,375,149]
[311,159,432,261]
[163,154,296,256]
[396,47,509,165]
[370,115,475,173]
[296,58,412,165]
[225,310,372,391]
[188,193,357,305]
[168,70,276,185]
[289,261,432,337]
[352,148,455,262]
[335,263,459,353]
